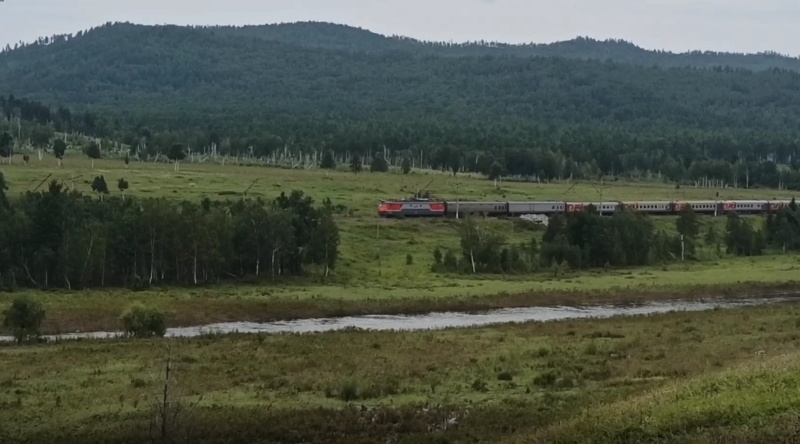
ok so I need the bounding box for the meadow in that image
[2,153,800,333]
[2,302,800,443]
[3,154,800,443]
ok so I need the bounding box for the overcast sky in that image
[1,0,798,55]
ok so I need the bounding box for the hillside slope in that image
[2,22,800,130]
[217,22,800,71]
[3,22,800,188]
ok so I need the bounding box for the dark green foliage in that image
[459,218,507,273]
[168,143,186,161]
[337,380,359,402]
[676,207,700,239]
[370,154,388,173]
[349,155,362,174]
[0,184,340,289]
[309,200,340,274]
[401,156,411,174]
[528,237,539,265]
[320,150,336,169]
[405,254,413,265]
[540,208,672,270]
[123,153,130,166]
[91,175,109,194]
[725,214,764,256]
[2,296,45,344]
[85,141,101,160]
[0,131,13,158]
[4,25,800,190]
[117,178,129,193]
[0,171,8,210]
[442,250,458,270]
[705,226,718,246]
[52,138,67,160]
[676,207,700,258]
[765,207,800,252]
[30,124,53,148]
[120,303,166,338]
[433,208,675,275]
[435,219,529,274]
[488,161,503,181]
[447,149,461,176]
[22,154,30,164]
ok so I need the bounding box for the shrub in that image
[583,341,599,355]
[533,370,558,387]
[406,254,413,265]
[2,297,46,344]
[338,379,359,402]
[120,303,166,338]
[534,346,550,357]
[433,248,443,264]
[497,372,513,381]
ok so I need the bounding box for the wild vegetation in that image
[433,203,799,275]
[2,303,800,443]
[1,154,799,332]
[4,23,800,189]
[0,174,339,290]
[3,21,800,443]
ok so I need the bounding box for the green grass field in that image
[4,155,800,443]
[2,302,800,443]
[2,154,800,333]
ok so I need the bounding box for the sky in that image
[0,0,799,55]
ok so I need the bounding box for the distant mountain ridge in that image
[4,21,800,190]
[4,21,799,72]
[2,20,800,130]
[210,21,800,71]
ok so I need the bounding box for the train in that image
[377,198,797,218]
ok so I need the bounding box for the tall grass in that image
[2,303,800,442]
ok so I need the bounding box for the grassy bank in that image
[2,302,800,442]
[1,255,799,334]
[1,155,796,283]
[3,156,800,336]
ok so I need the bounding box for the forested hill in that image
[3,21,800,73]
[217,22,800,72]
[3,21,800,130]
[5,22,800,190]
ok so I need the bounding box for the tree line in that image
[435,204,797,275]
[0,174,340,290]
[5,24,800,189]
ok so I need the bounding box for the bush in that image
[533,370,558,387]
[120,304,166,338]
[406,254,413,265]
[369,155,389,173]
[2,297,46,344]
[338,379,359,402]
